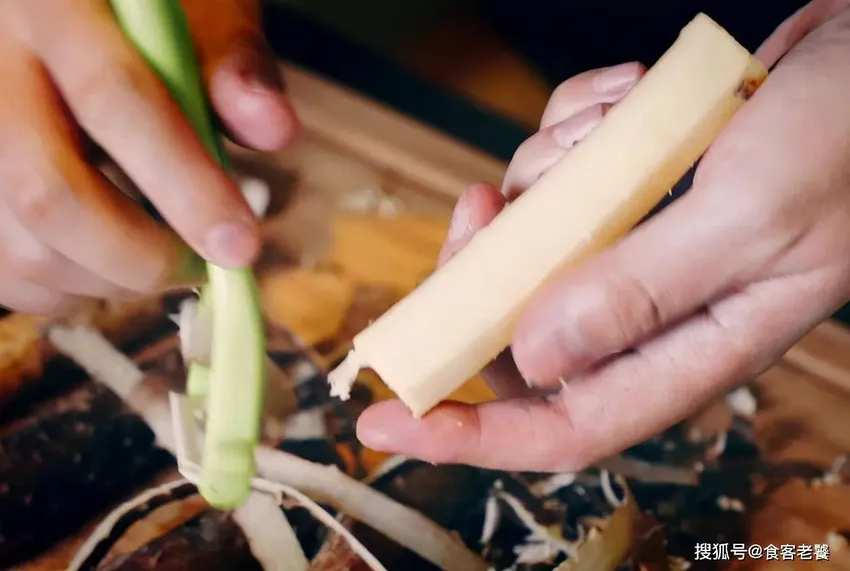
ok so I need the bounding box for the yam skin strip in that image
[309,528,373,571]
[71,486,306,571]
[0,406,172,568]
[98,511,264,571]
[0,296,164,411]
[232,493,310,571]
[328,14,769,417]
[553,481,645,571]
[52,324,489,571]
[170,393,384,571]
[68,479,198,571]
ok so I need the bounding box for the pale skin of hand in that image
[358,0,850,472]
[0,0,298,314]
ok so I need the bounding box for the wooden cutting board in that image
[18,62,850,569]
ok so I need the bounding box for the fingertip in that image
[0,279,84,317]
[212,76,301,151]
[540,61,646,130]
[590,61,647,94]
[210,47,301,152]
[511,291,590,389]
[466,182,507,214]
[203,217,263,269]
[437,183,505,266]
[549,102,610,150]
[357,400,476,464]
[356,400,416,451]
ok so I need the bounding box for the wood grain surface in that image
[13,63,850,569]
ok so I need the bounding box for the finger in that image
[358,272,828,471]
[181,0,298,150]
[21,0,261,268]
[437,183,506,266]
[205,33,299,151]
[0,37,200,293]
[0,201,131,298]
[480,347,541,400]
[0,276,83,316]
[502,103,610,200]
[539,62,645,130]
[436,184,551,399]
[207,37,299,151]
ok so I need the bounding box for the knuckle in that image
[133,269,169,295]
[4,243,57,285]
[540,397,594,471]
[504,134,564,199]
[510,135,538,165]
[6,161,73,230]
[28,292,73,316]
[68,61,148,133]
[1,285,74,316]
[549,76,579,106]
[573,273,663,351]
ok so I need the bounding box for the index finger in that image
[20,0,260,268]
[357,279,817,472]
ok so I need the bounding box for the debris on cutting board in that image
[725,386,757,418]
[827,530,849,552]
[339,188,404,218]
[260,268,355,346]
[239,176,272,219]
[811,454,849,488]
[8,306,843,571]
[5,172,846,569]
[4,168,849,570]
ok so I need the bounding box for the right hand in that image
[358,61,649,452]
[0,0,299,315]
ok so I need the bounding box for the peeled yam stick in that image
[328,14,768,416]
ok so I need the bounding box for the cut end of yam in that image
[328,13,768,419]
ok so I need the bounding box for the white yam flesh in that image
[329,14,768,417]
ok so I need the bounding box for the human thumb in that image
[509,188,755,389]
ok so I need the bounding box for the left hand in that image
[357,1,850,472]
[0,0,297,314]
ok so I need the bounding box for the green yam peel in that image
[110,0,266,510]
